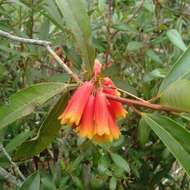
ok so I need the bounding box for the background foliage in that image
[1,0,190,189]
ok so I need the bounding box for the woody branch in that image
[0,29,185,114]
[0,29,81,83]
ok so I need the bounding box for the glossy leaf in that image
[15,92,70,160]
[167,29,186,51]
[143,68,166,82]
[142,113,190,176]
[109,176,117,190]
[127,41,143,51]
[159,46,190,93]
[146,49,162,64]
[180,113,190,121]
[110,152,130,173]
[5,130,33,153]
[160,80,190,112]
[20,172,40,190]
[43,0,65,31]
[138,118,151,146]
[55,0,95,76]
[0,82,70,130]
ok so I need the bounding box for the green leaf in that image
[98,0,106,12]
[160,80,190,112]
[180,113,190,121]
[0,64,7,78]
[112,24,131,31]
[146,49,162,64]
[144,0,155,13]
[41,177,56,190]
[55,0,95,76]
[5,130,33,153]
[138,118,151,146]
[127,41,143,51]
[143,68,166,82]
[20,172,40,190]
[109,177,117,190]
[142,113,190,176]
[43,0,65,31]
[167,29,186,51]
[159,46,190,93]
[72,176,83,189]
[110,152,130,173]
[0,82,70,130]
[15,92,70,160]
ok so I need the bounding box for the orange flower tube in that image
[93,111,120,143]
[58,81,93,126]
[93,59,102,77]
[103,77,127,118]
[78,95,95,139]
[94,90,110,136]
[107,111,120,139]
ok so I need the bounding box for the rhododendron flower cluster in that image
[58,59,127,142]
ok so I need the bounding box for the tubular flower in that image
[93,59,102,77]
[93,112,120,143]
[94,90,110,136]
[58,81,93,126]
[58,59,127,143]
[103,77,127,118]
[78,95,95,139]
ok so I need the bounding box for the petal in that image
[79,95,95,139]
[102,77,119,96]
[108,111,121,139]
[108,100,127,118]
[93,59,102,77]
[58,81,93,125]
[102,77,126,118]
[93,134,113,143]
[94,90,110,135]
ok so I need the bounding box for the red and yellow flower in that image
[58,81,93,125]
[58,59,127,143]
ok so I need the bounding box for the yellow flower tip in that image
[60,118,67,125]
[122,109,128,118]
[93,134,114,143]
[116,91,121,96]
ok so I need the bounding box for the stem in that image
[0,29,82,83]
[106,94,185,113]
[116,87,147,102]
[45,45,82,83]
[0,167,22,187]
[0,30,50,46]
[0,144,25,181]
[28,0,34,38]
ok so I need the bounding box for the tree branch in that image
[106,94,185,113]
[0,29,82,83]
[0,30,50,46]
[0,167,22,187]
[0,144,25,181]
[45,44,81,83]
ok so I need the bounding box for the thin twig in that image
[116,87,147,102]
[0,30,50,46]
[106,94,186,113]
[0,166,22,187]
[0,29,82,83]
[0,144,25,181]
[45,44,82,83]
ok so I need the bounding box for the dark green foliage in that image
[0,0,190,189]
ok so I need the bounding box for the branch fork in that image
[0,29,184,114]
